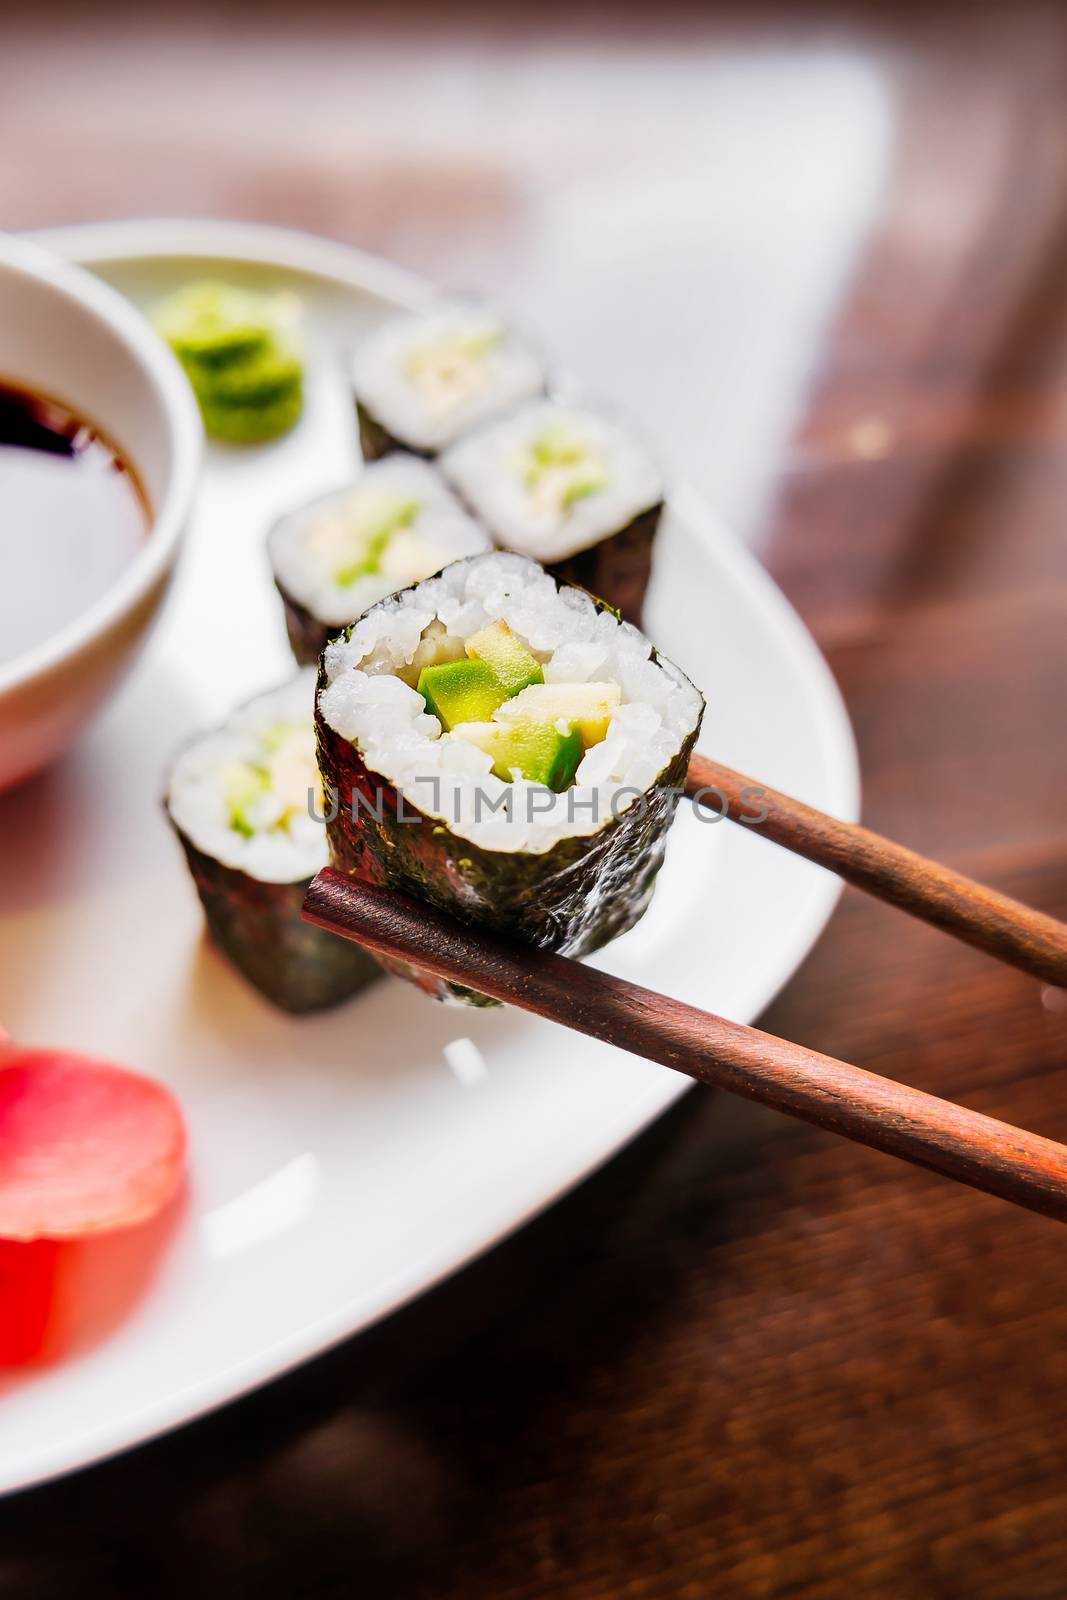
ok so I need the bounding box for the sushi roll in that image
[442,401,663,625]
[316,552,703,1005]
[267,456,491,666]
[350,301,544,461]
[166,671,380,1012]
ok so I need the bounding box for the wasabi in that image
[153,280,305,444]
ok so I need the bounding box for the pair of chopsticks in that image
[303,754,1067,1223]
[684,755,1067,989]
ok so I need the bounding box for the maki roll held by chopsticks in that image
[315,552,703,1004]
[350,301,544,461]
[267,456,490,666]
[166,671,379,1012]
[442,400,663,625]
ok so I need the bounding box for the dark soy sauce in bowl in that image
[0,383,149,669]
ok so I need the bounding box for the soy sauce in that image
[0,384,148,668]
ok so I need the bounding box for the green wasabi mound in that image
[152,282,275,366]
[152,280,304,445]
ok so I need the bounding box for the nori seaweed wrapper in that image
[170,823,380,1013]
[272,574,338,668]
[356,400,432,464]
[315,579,702,1005]
[544,502,661,629]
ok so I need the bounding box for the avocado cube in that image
[452,718,582,791]
[494,681,621,749]
[418,658,508,730]
[465,620,543,698]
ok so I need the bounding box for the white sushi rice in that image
[351,301,544,452]
[167,671,326,883]
[318,553,702,855]
[442,400,663,563]
[267,457,490,627]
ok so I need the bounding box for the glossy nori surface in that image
[545,501,662,627]
[273,571,338,667]
[315,575,702,1004]
[170,824,381,1013]
[355,400,432,463]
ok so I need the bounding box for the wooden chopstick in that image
[685,754,1067,988]
[303,871,1067,1224]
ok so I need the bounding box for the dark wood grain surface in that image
[684,754,1067,986]
[3,3,1067,1596]
[304,870,1067,1221]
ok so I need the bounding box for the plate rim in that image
[6,217,860,1495]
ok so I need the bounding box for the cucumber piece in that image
[223,761,270,838]
[494,681,621,749]
[559,471,608,508]
[335,498,420,587]
[452,719,582,791]
[522,425,610,507]
[418,658,507,729]
[465,620,543,697]
[529,427,585,468]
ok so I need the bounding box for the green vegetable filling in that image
[334,498,420,587]
[405,327,502,380]
[418,658,507,729]
[494,681,621,749]
[523,425,609,507]
[464,620,543,697]
[417,624,620,789]
[452,720,582,792]
[223,763,270,838]
[222,725,320,836]
[419,621,545,729]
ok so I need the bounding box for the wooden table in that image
[3,5,1066,1595]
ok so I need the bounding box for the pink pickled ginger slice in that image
[0,1047,186,1241]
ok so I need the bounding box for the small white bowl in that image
[0,234,202,791]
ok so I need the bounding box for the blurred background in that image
[5,6,1064,865]
[4,3,1067,1597]
[3,0,1051,556]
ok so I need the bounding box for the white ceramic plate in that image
[0,220,858,1496]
